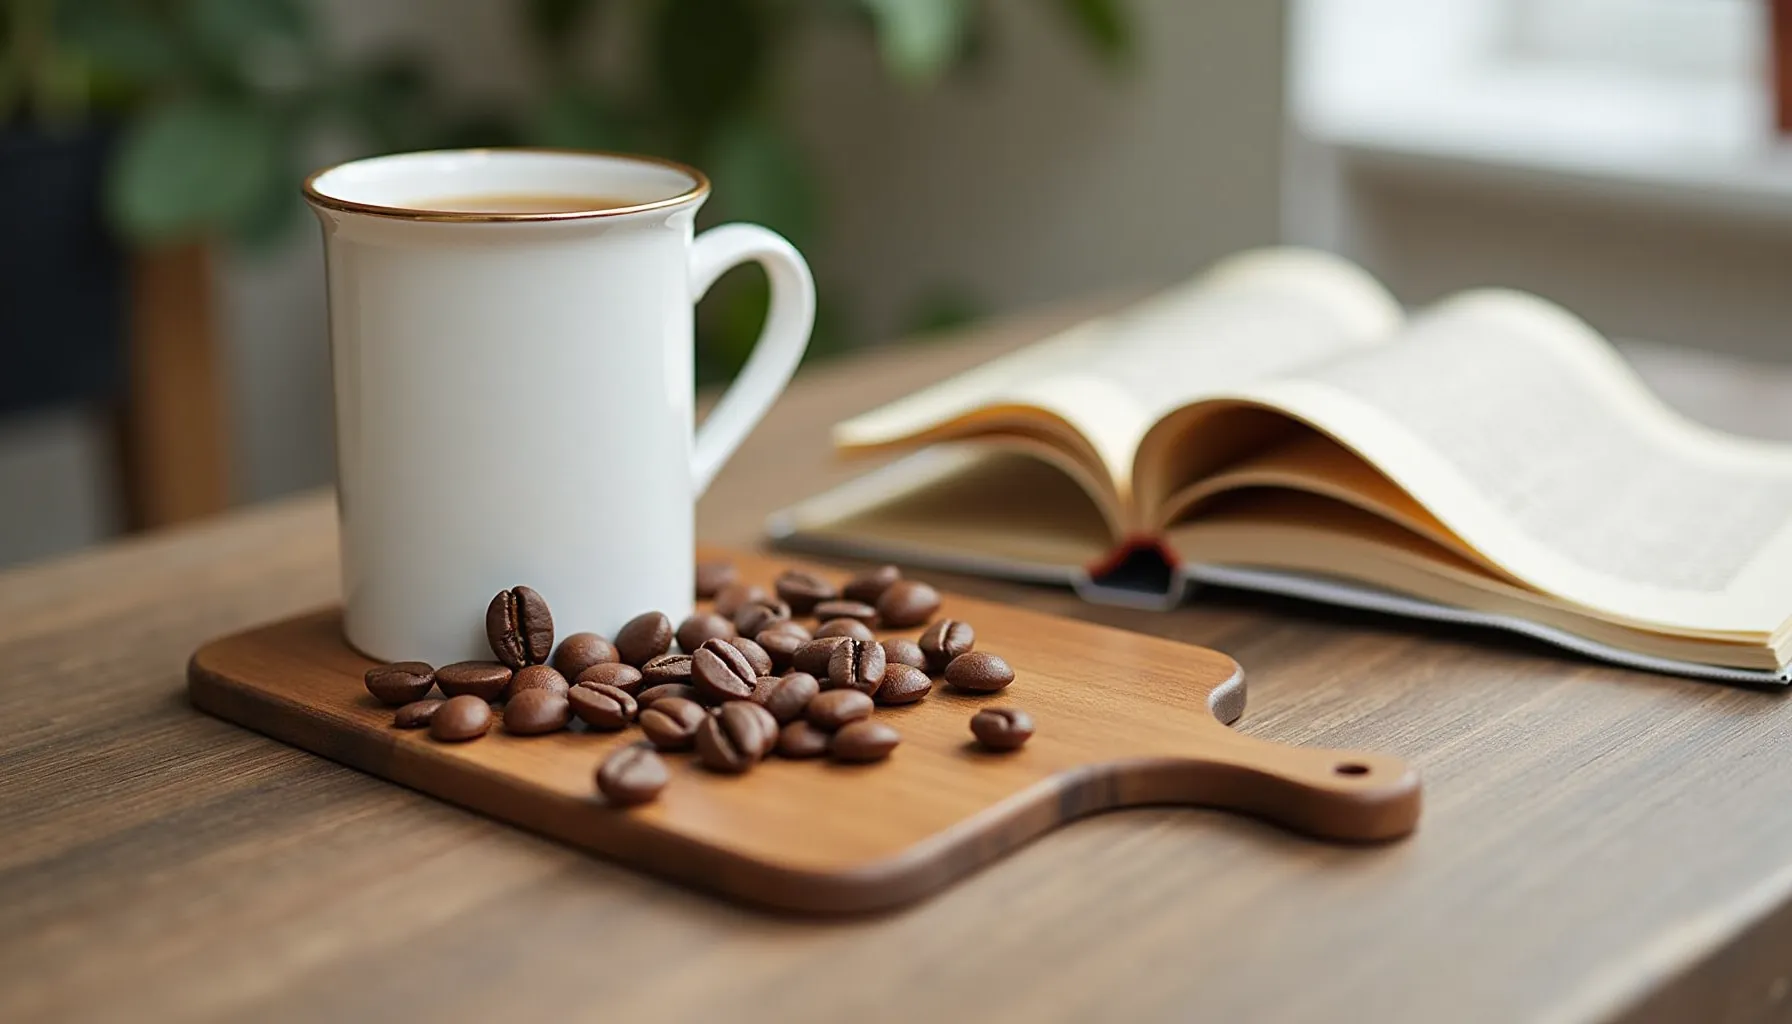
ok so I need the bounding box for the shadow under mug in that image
[304,148,815,666]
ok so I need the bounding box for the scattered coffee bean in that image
[696,701,776,773]
[430,694,493,741]
[970,708,1034,751]
[615,611,674,667]
[639,697,707,750]
[694,560,737,599]
[774,570,838,615]
[806,688,874,730]
[919,619,975,673]
[831,720,900,763]
[792,635,850,676]
[734,600,791,637]
[364,661,435,706]
[504,688,571,735]
[676,612,736,654]
[551,632,618,681]
[756,629,807,672]
[876,579,940,629]
[636,682,703,708]
[750,675,780,704]
[713,582,771,619]
[813,599,878,626]
[826,637,886,696]
[776,720,832,759]
[504,663,568,702]
[753,671,820,723]
[393,698,444,729]
[640,653,694,685]
[945,651,1015,692]
[814,618,875,642]
[876,664,932,705]
[575,662,643,695]
[691,638,757,702]
[569,682,637,730]
[882,638,927,672]
[727,636,773,677]
[435,661,511,701]
[597,744,669,806]
[842,564,901,605]
[485,585,554,668]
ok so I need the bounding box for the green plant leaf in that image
[185,0,317,91]
[107,95,282,244]
[651,0,768,142]
[860,0,968,84]
[327,50,438,152]
[899,284,985,339]
[1051,0,1130,67]
[703,117,816,249]
[522,86,634,150]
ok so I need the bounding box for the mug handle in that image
[687,223,816,496]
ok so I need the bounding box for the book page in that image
[1226,290,1792,637]
[833,248,1404,502]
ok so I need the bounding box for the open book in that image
[768,249,1792,684]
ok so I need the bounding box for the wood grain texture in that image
[188,554,1418,913]
[3,305,1792,1022]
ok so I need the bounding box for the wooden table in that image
[6,306,1792,1024]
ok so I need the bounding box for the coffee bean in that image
[813,599,878,626]
[691,638,757,702]
[727,636,773,677]
[842,564,901,605]
[364,661,435,706]
[615,611,674,667]
[753,671,819,723]
[696,702,775,773]
[597,744,669,806]
[695,560,737,599]
[504,664,568,702]
[551,632,617,681]
[430,695,492,741]
[393,698,444,729]
[713,582,771,619]
[945,651,1014,692]
[970,708,1034,751]
[504,688,570,735]
[640,653,694,685]
[776,720,831,759]
[831,720,900,763]
[435,661,511,701]
[636,682,703,708]
[881,638,927,672]
[756,629,807,672]
[774,570,838,615]
[792,635,850,676]
[734,600,791,637]
[826,637,886,696]
[639,697,707,750]
[919,619,975,673]
[814,618,875,642]
[675,612,736,654]
[486,585,554,668]
[876,664,932,706]
[876,579,940,629]
[575,662,643,695]
[806,688,874,730]
[568,683,637,730]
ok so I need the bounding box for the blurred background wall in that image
[0,0,1284,566]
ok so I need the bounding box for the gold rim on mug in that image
[302,147,713,223]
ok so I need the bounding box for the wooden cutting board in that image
[188,550,1420,914]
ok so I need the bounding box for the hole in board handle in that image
[1334,763,1370,776]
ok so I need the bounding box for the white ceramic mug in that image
[304,149,814,665]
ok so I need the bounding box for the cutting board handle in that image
[1106,730,1421,842]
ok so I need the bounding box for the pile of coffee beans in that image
[366,560,1035,808]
